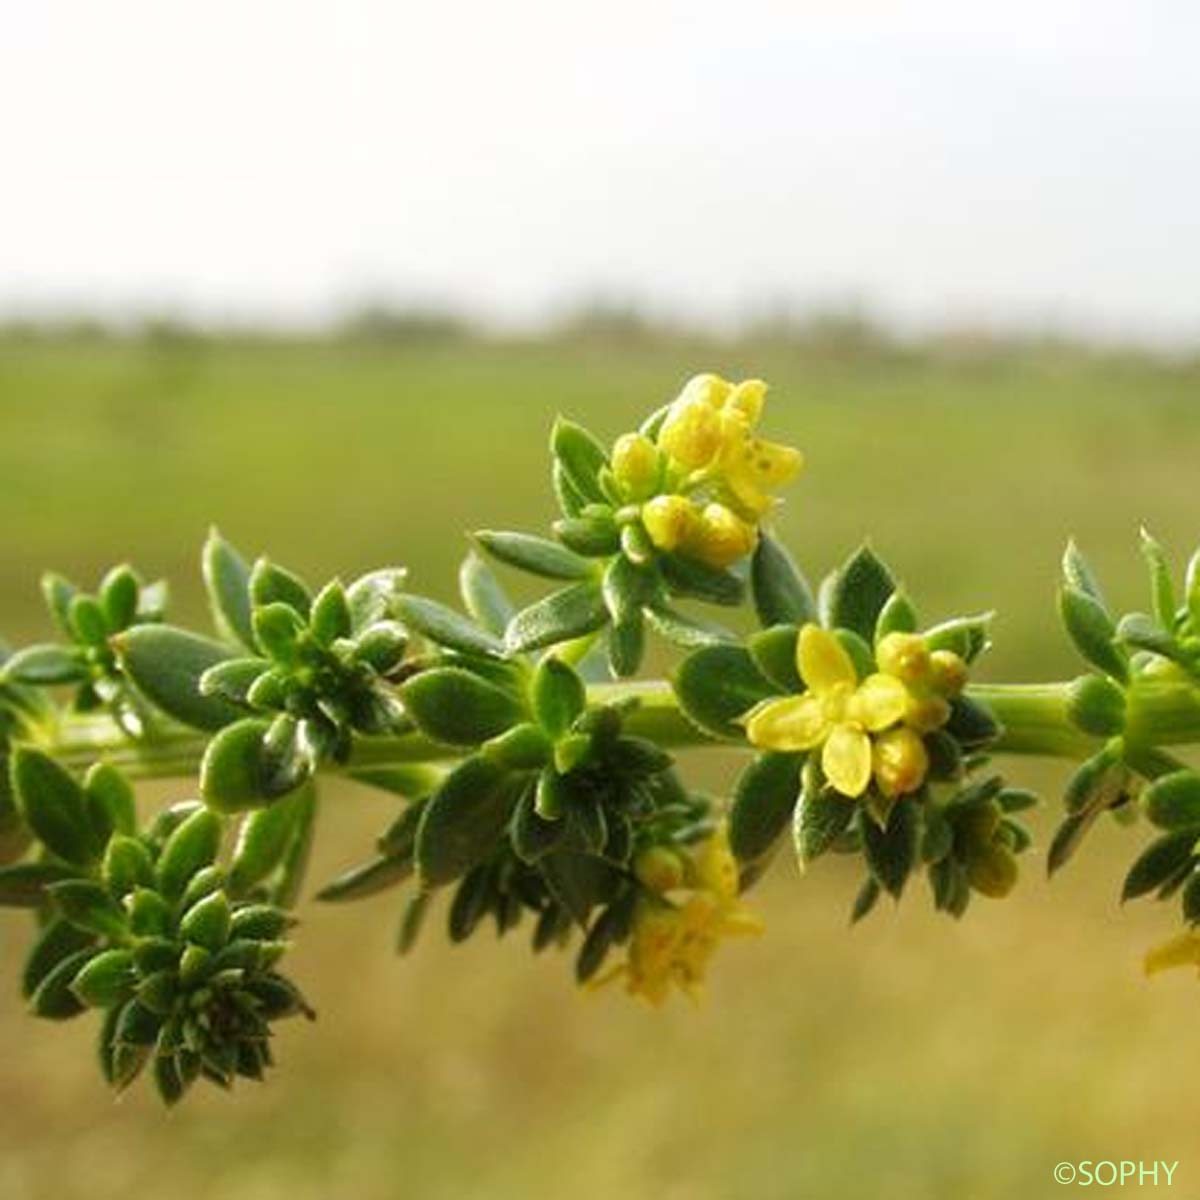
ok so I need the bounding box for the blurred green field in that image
[1,335,1199,1200]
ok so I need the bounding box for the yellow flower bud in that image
[871,727,930,798]
[658,396,723,468]
[677,372,732,409]
[928,649,969,697]
[966,843,1018,899]
[610,432,661,501]
[723,378,767,426]
[904,691,951,734]
[634,846,686,893]
[684,502,757,569]
[875,632,931,686]
[641,495,698,552]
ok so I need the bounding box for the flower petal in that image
[797,624,857,693]
[850,673,909,732]
[1144,931,1200,976]
[822,723,872,798]
[743,695,829,752]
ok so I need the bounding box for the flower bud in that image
[723,378,767,426]
[871,727,930,798]
[928,649,968,697]
[684,502,757,569]
[610,432,661,501]
[658,393,723,468]
[904,691,951,734]
[641,495,698,553]
[876,632,931,686]
[635,846,686,893]
[966,842,1018,899]
[1066,673,1127,738]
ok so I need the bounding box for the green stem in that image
[42,678,1200,784]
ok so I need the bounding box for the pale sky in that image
[3,1,1199,342]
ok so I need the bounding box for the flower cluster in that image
[743,626,966,800]
[594,824,763,1006]
[620,373,802,569]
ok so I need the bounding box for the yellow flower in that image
[681,502,757,569]
[1144,931,1200,977]
[594,824,763,1006]
[743,625,911,798]
[641,495,698,552]
[611,432,661,501]
[656,374,803,518]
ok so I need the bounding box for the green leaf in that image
[874,590,918,642]
[22,917,95,999]
[1117,612,1183,662]
[747,626,802,693]
[658,554,744,606]
[458,552,514,639]
[318,854,413,902]
[228,785,315,895]
[345,568,408,633]
[0,860,79,907]
[69,595,108,646]
[607,613,645,677]
[511,782,567,863]
[554,512,620,557]
[29,948,94,1020]
[416,756,520,886]
[200,718,273,813]
[530,657,586,738]
[1187,549,1200,631]
[538,849,616,926]
[11,747,99,866]
[84,762,137,837]
[179,890,232,951]
[1062,540,1108,609]
[643,602,733,648]
[448,867,493,941]
[394,594,505,658]
[99,565,141,632]
[102,835,155,896]
[922,614,993,663]
[945,695,1002,749]
[828,544,896,641]
[750,533,816,627]
[49,880,129,939]
[41,572,78,636]
[72,949,137,1007]
[551,418,608,505]
[1046,810,1102,877]
[1122,830,1198,902]
[505,582,608,654]
[1058,587,1128,682]
[199,656,268,704]
[2,643,85,686]
[202,528,257,650]
[475,531,593,580]
[601,553,653,624]
[249,558,312,617]
[253,603,306,665]
[116,625,243,731]
[862,798,919,898]
[672,644,775,740]
[728,752,801,865]
[156,806,223,900]
[795,780,856,867]
[1143,771,1200,831]
[309,579,352,646]
[1140,528,1177,633]
[353,622,408,675]
[402,667,524,747]
[850,876,882,924]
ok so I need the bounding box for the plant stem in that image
[42,678,1200,784]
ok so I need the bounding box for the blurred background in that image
[2,3,1200,1199]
